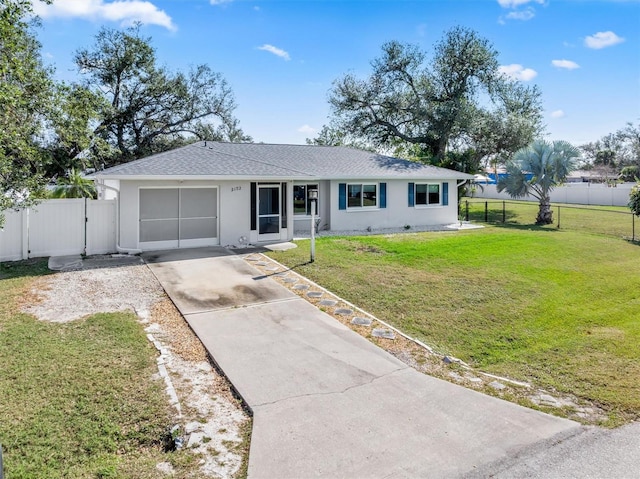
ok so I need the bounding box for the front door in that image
[258,184,280,241]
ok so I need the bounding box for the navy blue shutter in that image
[379,182,386,208]
[250,182,257,231]
[442,182,449,206]
[281,182,287,228]
[408,182,415,207]
[338,183,346,210]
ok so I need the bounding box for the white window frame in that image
[415,183,441,207]
[347,183,378,209]
[293,183,319,216]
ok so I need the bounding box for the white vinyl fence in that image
[470,183,634,207]
[0,199,117,262]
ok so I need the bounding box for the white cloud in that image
[505,8,535,21]
[32,0,176,31]
[498,64,538,81]
[551,110,565,118]
[210,0,234,4]
[258,44,290,61]
[552,59,580,70]
[297,124,316,134]
[497,0,544,7]
[584,31,625,49]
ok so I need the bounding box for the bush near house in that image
[629,183,640,216]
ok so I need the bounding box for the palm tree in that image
[497,140,580,224]
[50,168,97,199]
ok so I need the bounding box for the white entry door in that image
[258,184,280,242]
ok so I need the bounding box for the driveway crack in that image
[252,365,409,408]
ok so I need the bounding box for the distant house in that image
[92,142,472,252]
[566,170,614,183]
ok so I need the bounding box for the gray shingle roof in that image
[94,142,474,180]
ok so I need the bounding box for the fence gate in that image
[86,199,117,255]
[0,199,117,261]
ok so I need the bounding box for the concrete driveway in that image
[144,247,583,478]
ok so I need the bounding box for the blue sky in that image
[32,0,640,148]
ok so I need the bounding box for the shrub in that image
[629,183,640,216]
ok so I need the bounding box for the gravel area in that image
[23,265,164,322]
[22,261,250,478]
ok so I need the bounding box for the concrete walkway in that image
[143,247,583,478]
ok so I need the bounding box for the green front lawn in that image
[0,260,194,478]
[268,227,640,426]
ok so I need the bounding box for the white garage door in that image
[139,187,218,249]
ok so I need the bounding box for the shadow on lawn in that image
[491,223,561,233]
[0,258,51,280]
[252,261,312,281]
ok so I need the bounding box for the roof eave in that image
[92,174,317,181]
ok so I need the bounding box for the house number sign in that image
[231,186,242,192]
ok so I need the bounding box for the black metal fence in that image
[461,200,637,242]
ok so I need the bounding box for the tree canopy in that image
[580,122,640,181]
[322,27,544,170]
[50,168,97,199]
[74,26,251,167]
[497,140,580,224]
[0,0,53,225]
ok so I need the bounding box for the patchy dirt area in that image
[249,253,608,426]
[22,261,250,478]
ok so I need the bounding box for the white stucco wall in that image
[117,179,295,250]
[328,179,459,232]
[118,179,248,249]
[96,179,120,200]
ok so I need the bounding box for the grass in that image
[268,226,640,426]
[0,260,197,478]
[462,197,636,240]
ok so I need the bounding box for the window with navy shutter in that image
[442,182,449,206]
[408,182,415,207]
[379,183,387,208]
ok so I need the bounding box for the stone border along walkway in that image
[245,253,607,425]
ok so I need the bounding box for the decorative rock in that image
[334,308,353,316]
[489,381,506,390]
[264,266,279,272]
[449,372,464,381]
[274,272,288,277]
[283,278,298,283]
[306,291,323,298]
[319,299,338,307]
[351,316,372,326]
[443,356,454,364]
[255,261,268,266]
[245,256,259,261]
[465,376,483,384]
[187,431,202,448]
[538,394,560,407]
[372,328,396,339]
[293,284,309,290]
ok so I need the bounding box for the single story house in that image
[92,141,473,252]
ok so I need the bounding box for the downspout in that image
[97,180,142,255]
